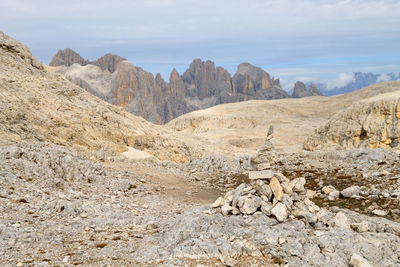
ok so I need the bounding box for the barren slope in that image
[0,31,210,163]
[168,81,400,153]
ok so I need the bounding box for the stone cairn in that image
[211,170,321,223]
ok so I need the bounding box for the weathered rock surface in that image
[304,87,400,151]
[135,204,400,266]
[168,81,400,155]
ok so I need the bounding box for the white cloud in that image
[326,73,355,90]
[278,78,294,92]
[377,73,391,82]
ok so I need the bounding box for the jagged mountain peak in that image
[91,53,126,73]
[309,83,323,96]
[49,49,125,73]
[49,48,87,67]
[291,81,324,98]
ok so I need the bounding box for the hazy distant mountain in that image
[305,72,400,96]
[291,81,323,98]
[50,49,288,124]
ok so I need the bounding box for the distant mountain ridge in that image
[50,49,291,124]
[50,48,125,73]
[305,72,400,96]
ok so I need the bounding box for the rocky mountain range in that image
[50,49,290,123]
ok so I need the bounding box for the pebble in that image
[350,253,372,267]
[334,212,350,229]
[271,203,288,222]
[372,209,387,217]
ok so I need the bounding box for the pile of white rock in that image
[211,170,321,223]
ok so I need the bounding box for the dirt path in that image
[104,160,221,206]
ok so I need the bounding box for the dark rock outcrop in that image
[292,81,311,98]
[292,81,324,98]
[232,63,288,100]
[182,59,233,99]
[309,83,323,96]
[49,48,88,67]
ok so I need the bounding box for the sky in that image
[1,0,400,90]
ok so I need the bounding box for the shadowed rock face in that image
[49,48,88,67]
[292,81,311,98]
[232,63,288,100]
[51,51,290,123]
[292,82,324,98]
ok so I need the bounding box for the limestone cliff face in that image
[169,68,186,98]
[233,63,271,93]
[182,59,233,99]
[111,61,138,107]
[232,63,288,99]
[304,85,400,151]
[49,48,88,67]
[110,61,172,124]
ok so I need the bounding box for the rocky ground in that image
[0,142,217,266]
[2,142,400,266]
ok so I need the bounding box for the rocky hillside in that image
[0,31,211,163]
[304,82,400,151]
[50,50,288,124]
[168,81,400,153]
